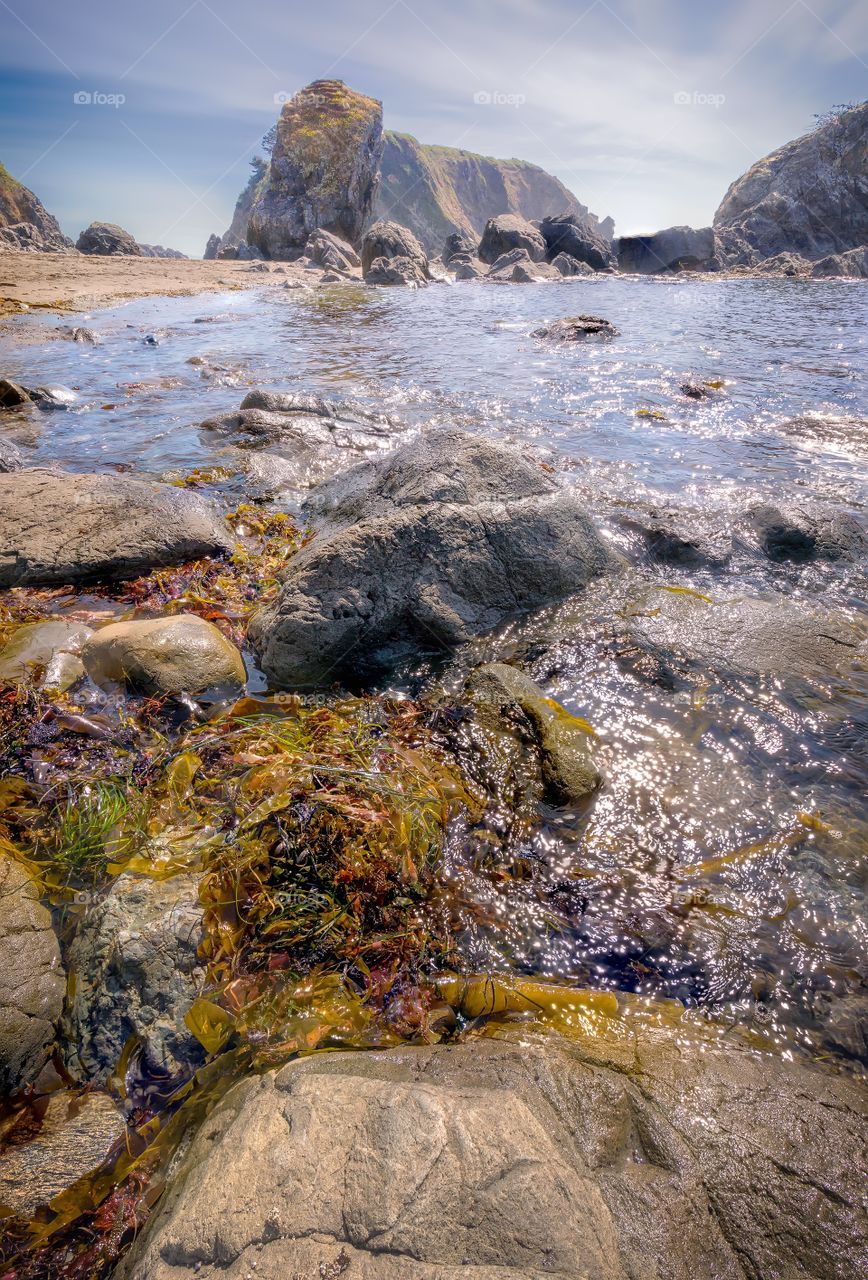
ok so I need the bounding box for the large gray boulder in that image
[248,430,614,686]
[75,221,143,256]
[364,254,428,286]
[616,225,715,273]
[714,103,868,269]
[361,219,430,277]
[247,81,383,257]
[0,856,65,1094]
[305,227,361,273]
[119,1025,867,1280]
[63,873,206,1082]
[539,212,616,271]
[478,213,546,264]
[0,469,232,586]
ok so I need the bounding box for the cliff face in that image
[714,103,868,266]
[0,163,74,252]
[374,132,611,254]
[246,80,383,257]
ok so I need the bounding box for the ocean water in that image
[1,275,866,1065]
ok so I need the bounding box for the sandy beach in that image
[0,251,324,315]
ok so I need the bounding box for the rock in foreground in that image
[0,469,232,586]
[249,430,614,686]
[64,874,206,1082]
[82,614,246,698]
[119,1026,867,1280]
[0,855,65,1094]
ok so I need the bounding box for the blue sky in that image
[1,0,865,256]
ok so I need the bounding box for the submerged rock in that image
[748,502,867,562]
[533,315,619,340]
[624,586,865,683]
[0,469,232,587]
[26,384,77,409]
[478,213,546,264]
[75,221,143,256]
[0,619,93,690]
[119,1025,867,1280]
[249,430,614,686]
[0,1091,125,1217]
[617,507,732,568]
[467,662,601,804]
[82,614,246,699]
[64,874,206,1082]
[0,856,65,1094]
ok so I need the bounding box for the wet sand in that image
[0,251,329,315]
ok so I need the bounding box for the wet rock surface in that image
[0,469,232,586]
[0,1090,125,1216]
[0,856,65,1095]
[534,315,620,340]
[119,1028,868,1280]
[0,618,93,689]
[82,614,246,698]
[467,662,601,805]
[0,435,22,471]
[63,873,207,1082]
[747,502,867,562]
[250,430,615,686]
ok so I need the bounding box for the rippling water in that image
[1,276,866,1066]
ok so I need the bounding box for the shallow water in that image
[1,275,866,1066]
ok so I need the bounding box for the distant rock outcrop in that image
[375,131,613,254]
[714,102,868,271]
[616,226,715,274]
[76,222,142,256]
[138,243,187,259]
[245,80,383,258]
[0,162,74,253]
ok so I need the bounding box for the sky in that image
[0,0,866,257]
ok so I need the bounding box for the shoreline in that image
[0,251,324,316]
[2,250,862,320]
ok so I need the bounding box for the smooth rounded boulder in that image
[0,469,233,586]
[82,614,246,698]
[248,429,616,687]
[361,219,430,278]
[75,221,142,256]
